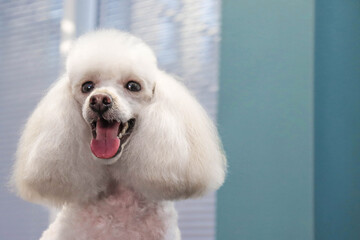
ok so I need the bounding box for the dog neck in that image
[40,184,180,240]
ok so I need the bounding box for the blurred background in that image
[0,0,359,240]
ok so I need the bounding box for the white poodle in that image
[12,29,226,240]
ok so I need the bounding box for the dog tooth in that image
[122,122,129,134]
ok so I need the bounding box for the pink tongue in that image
[91,120,120,159]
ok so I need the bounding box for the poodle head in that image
[66,31,157,164]
[12,29,226,205]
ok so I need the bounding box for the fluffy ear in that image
[117,72,227,200]
[11,76,108,206]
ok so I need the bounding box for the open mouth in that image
[90,118,135,160]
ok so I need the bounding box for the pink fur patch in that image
[42,185,178,240]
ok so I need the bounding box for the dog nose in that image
[90,94,113,114]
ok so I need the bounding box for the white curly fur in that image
[12,29,226,240]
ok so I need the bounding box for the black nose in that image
[90,94,113,114]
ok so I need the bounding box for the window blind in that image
[0,1,221,238]
[0,1,63,238]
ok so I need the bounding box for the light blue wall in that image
[217,1,315,239]
[315,1,360,239]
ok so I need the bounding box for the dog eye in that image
[81,81,95,93]
[126,81,141,92]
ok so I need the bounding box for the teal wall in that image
[218,0,360,239]
[315,1,360,240]
[217,1,315,239]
